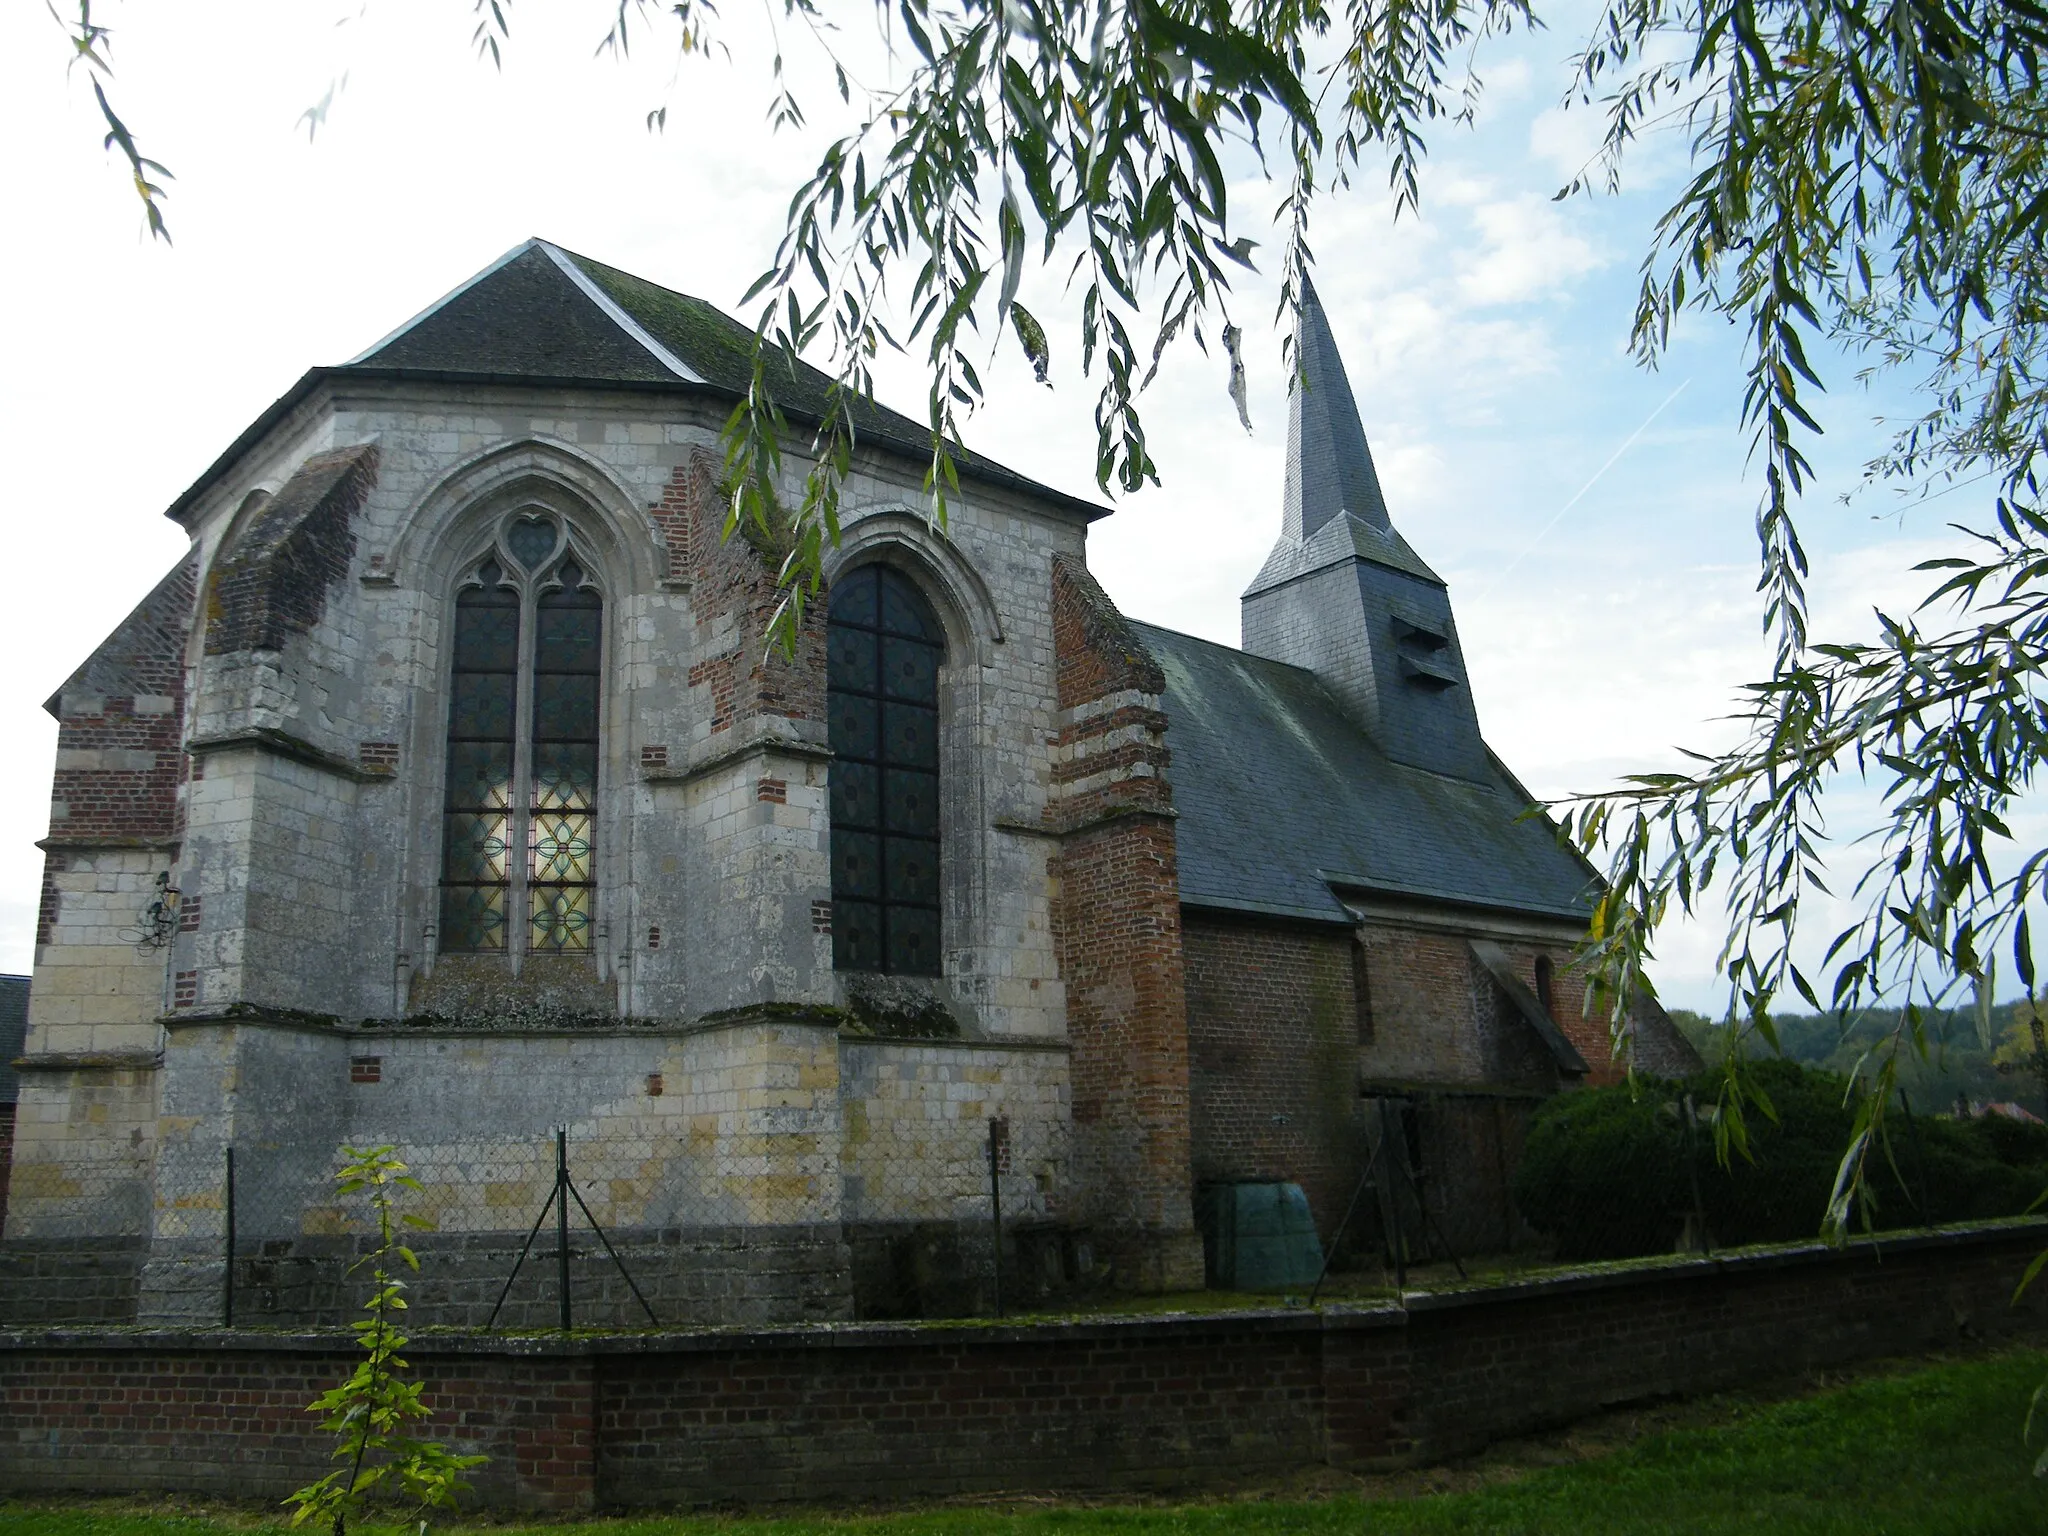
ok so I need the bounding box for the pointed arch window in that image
[440,514,602,956]
[828,565,943,976]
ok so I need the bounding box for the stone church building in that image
[3,240,1695,1324]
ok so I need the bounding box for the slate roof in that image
[1137,623,1599,924]
[167,240,1109,524]
[0,974,28,1105]
[1282,277,1392,540]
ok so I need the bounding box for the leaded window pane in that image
[835,899,884,971]
[453,604,520,671]
[507,516,557,570]
[444,812,511,883]
[827,565,944,977]
[530,812,593,883]
[830,565,880,628]
[831,760,881,831]
[881,579,938,641]
[884,838,940,906]
[529,885,593,952]
[531,743,597,811]
[440,885,508,952]
[829,625,879,693]
[445,742,514,810]
[886,906,941,975]
[882,636,939,701]
[829,693,880,764]
[451,673,517,740]
[881,702,938,768]
[833,829,883,900]
[882,768,939,837]
[535,598,603,672]
[533,674,601,741]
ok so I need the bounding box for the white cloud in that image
[1457,194,1609,305]
[1529,101,1609,185]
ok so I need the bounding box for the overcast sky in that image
[0,0,2000,1008]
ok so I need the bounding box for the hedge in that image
[1511,1059,2048,1260]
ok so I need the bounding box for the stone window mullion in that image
[509,581,539,972]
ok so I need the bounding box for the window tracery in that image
[440,513,602,957]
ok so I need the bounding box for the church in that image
[2,240,1697,1325]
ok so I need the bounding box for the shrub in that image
[1512,1059,2048,1260]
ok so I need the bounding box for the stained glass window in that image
[438,521,603,957]
[441,564,517,952]
[529,564,600,953]
[828,565,942,976]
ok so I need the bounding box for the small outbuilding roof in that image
[1138,622,1599,925]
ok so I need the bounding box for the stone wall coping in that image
[153,1013,1066,1045]
[1393,1217,2048,1315]
[7,1218,2041,1359]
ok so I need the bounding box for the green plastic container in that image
[1197,1181,1324,1291]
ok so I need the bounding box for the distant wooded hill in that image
[1666,1002,2048,1116]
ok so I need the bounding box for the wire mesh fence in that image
[117,1111,1071,1331]
[8,1070,2045,1327]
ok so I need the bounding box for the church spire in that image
[1283,277,1390,539]
[1241,275,1492,782]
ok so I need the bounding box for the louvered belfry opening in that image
[827,565,944,976]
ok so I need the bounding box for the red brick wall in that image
[1183,914,1362,1236]
[0,1345,593,1510]
[1353,926,1578,1091]
[1187,914,1650,1256]
[4,1223,2043,1508]
[662,451,826,738]
[1055,815,1197,1284]
[45,555,196,848]
[1048,556,1200,1289]
[599,1323,1324,1503]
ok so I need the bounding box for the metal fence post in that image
[1377,1100,1407,1289]
[556,1129,572,1333]
[987,1118,1004,1318]
[223,1144,236,1329]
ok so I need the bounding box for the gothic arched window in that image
[440,514,602,956]
[827,565,943,976]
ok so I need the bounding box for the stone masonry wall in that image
[3,1223,2043,1508]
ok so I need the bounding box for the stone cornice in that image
[13,1050,163,1073]
[186,727,392,783]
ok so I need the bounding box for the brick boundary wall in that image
[4,1222,2045,1510]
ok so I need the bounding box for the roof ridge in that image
[537,241,703,384]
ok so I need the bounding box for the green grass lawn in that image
[7,1350,2048,1536]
